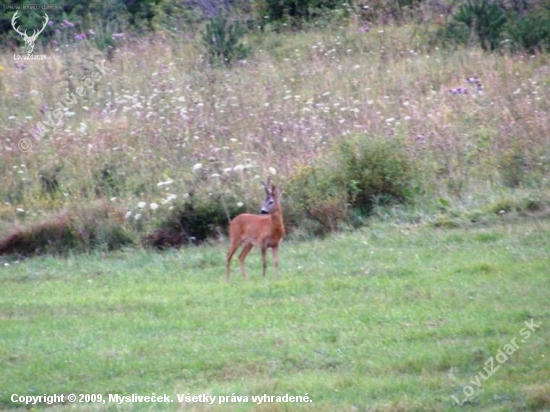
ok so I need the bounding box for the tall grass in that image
[1,22,549,245]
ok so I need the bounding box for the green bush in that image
[255,0,351,28]
[201,14,250,67]
[286,162,349,235]
[285,135,415,236]
[453,0,507,51]
[354,0,424,23]
[506,12,550,53]
[437,0,550,53]
[144,192,244,248]
[338,135,414,212]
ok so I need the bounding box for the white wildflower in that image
[137,201,146,209]
[157,178,174,187]
[150,203,159,211]
[193,163,203,171]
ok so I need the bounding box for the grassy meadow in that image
[1,219,550,411]
[1,12,550,412]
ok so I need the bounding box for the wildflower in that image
[237,202,244,207]
[112,33,125,39]
[234,165,245,171]
[193,163,202,171]
[150,203,159,211]
[137,201,146,209]
[466,76,483,93]
[269,167,277,175]
[125,211,132,219]
[88,29,95,36]
[413,134,426,144]
[134,213,142,221]
[74,33,86,41]
[48,21,54,26]
[360,25,370,33]
[62,19,75,28]
[449,87,468,95]
[157,178,174,187]
[162,194,177,204]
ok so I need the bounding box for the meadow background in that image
[0,0,550,410]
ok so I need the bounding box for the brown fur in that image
[226,178,285,281]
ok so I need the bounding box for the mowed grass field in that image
[1,217,549,411]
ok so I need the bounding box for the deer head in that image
[261,177,281,215]
[12,11,49,55]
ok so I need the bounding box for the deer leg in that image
[271,246,279,279]
[261,246,267,278]
[238,243,253,281]
[226,240,241,282]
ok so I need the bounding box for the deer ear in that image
[264,177,272,194]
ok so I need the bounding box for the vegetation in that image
[1,220,549,410]
[2,3,550,251]
[1,1,550,410]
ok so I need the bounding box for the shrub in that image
[255,0,352,28]
[144,192,244,249]
[284,135,415,236]
[453,0,507,51]
[201,13,250,66]
[338,135,414,212]
[354,0,424,24]
[506,12,550,53]
[286,162,349,235]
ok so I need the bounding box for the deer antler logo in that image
[12,11,49,55]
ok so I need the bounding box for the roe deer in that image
[226,177,285,281]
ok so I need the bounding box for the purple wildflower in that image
[449,87,468,95]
